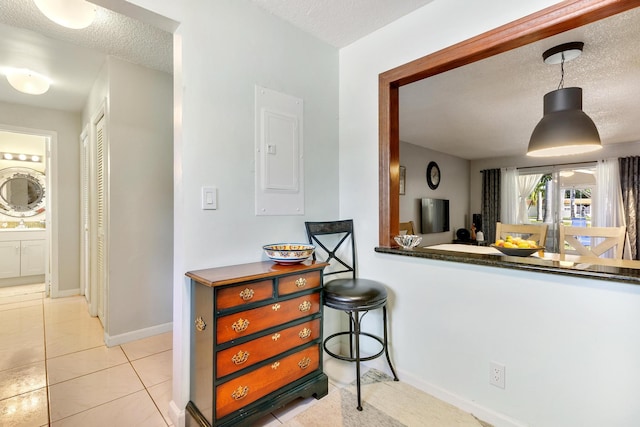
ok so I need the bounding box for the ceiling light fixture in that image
[33,0,97,29]
[5,69,51,95]
[527,42,602,157]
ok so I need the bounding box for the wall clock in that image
[426,161,440,190]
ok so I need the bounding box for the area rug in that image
[282,369,492,427]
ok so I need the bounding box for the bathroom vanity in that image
[0,229,46,285]
[186,260,329,427]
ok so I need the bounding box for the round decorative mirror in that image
[0,167,46,217]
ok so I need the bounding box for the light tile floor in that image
[0,284,172,426]
[1,284,488,427]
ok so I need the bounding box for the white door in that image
[20,240,46,276]
[80,130,90,301]
[95,114,106,325]
[0,241,21,278]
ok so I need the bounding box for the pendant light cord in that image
[557,52,565,90]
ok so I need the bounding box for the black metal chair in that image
[305,219,398,411]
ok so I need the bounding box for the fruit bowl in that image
[263,243,315,264]
[394,234,423,249]
[490,244,543,257]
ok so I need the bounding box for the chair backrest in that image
[495,222,548,247]
[559,224,626,259]
[305,219,356,279]
[399,221,415,235]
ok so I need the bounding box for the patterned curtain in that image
[482,169,501,243]
[619,156,640,259]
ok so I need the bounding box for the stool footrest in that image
[323,331,385,363]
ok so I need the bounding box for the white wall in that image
[81,56,173,341]
[400,141,470,245]
[341,1,640,426]
[0,101,81,293]
[107,57,174,340]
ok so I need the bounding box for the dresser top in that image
[186,260,328,287]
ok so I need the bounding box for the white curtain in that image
[594,158,631,258]
[518,173,543,224]
[500,168,518,224]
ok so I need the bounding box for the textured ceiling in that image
[251,0,434,47]
[0,0,172,112]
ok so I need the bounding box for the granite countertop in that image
[375,246,640,285]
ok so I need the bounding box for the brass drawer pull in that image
[298,357,311,369]
[271,361,280,370]
[195,316,206,332]
[298,328,311,339]
[231,386,249,400]
[295,277,307,288]
[298,301,311,312]
[231,350,250,365]
[231,318,250,333]
[239,288,254,301]
[272,333,281,341]
[272,303,281,311]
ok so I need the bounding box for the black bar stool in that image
[305,219,398,411]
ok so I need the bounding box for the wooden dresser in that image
[186,260,329,427]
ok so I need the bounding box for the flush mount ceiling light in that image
[527,42,602,157]
[33,0,97,29]
[5,69,51,95]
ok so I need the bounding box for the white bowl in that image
[394,234,422,249]
[263,243,315,264]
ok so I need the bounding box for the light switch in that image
[202,187,217,210]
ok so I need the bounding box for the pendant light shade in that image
[527,42,602,157]
[527,87,601,157]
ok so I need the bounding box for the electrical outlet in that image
[490,362,505,389]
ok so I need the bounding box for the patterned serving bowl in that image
[394,234,422,249]
[263,243,315,264]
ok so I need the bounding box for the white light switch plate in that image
[202,187,217,210]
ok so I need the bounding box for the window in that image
[521,164,596,252]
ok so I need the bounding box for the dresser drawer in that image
[217,292,320,344]
[278,271,321,296]
[216,318,321,378]
[215,345,320,419]
[216,280,273,310]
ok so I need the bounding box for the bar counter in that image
[375,244,640,286]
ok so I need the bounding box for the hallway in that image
[0,284,173,426]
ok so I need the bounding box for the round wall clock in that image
[426,161,440,190]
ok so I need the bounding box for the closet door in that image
[80,131,90,301]
[95,114,107,325]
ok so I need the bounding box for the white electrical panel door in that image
[255,85,304,215]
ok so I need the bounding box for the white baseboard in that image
[104,322,173,347]
[386,365,527,427]
[169,400,185,427]
[358,357,524,427]
[53,287,81,298]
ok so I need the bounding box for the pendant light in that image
[33,0,97,29]
[527,42,602,157]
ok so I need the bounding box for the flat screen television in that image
[421,198,450,234]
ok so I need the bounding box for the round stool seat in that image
[323,278,387,311]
